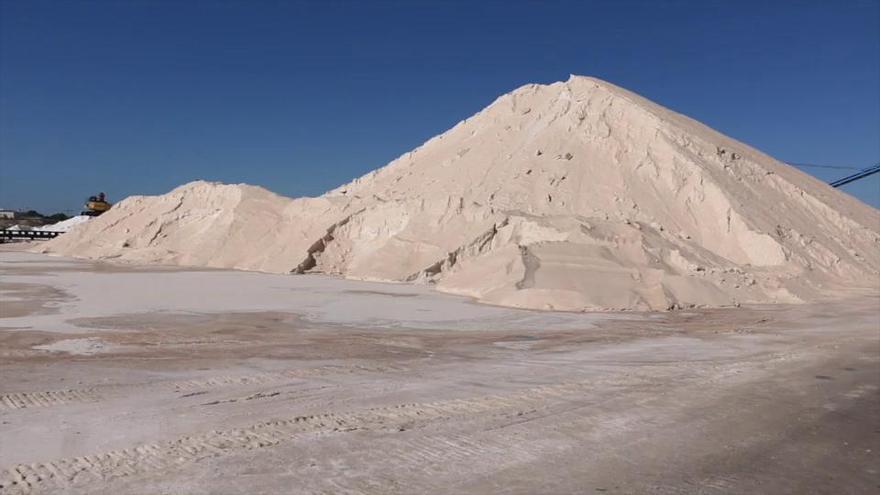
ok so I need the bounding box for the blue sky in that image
[1,0,878,213]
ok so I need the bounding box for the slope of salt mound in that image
[36,76,880,311]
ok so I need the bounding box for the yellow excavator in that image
[82,192,112,216]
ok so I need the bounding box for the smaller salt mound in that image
[38,181,345,273]
[37,215,91,233]
[4,216,90,233]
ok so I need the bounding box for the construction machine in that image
[82,192,112,216]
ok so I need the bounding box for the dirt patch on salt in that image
[0,282,72,318]
[33,338,115,355]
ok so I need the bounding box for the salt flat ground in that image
[0,248,877,494]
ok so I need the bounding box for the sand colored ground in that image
[36,76,880,310]
[1,250,878,494]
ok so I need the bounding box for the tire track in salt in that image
[0,390,99,411]
[0,364,404,413]
[0,377,648,494]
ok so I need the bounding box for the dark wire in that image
[829,164,880,188]
[786,162,861,171]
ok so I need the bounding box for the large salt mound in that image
[37,76,880,311]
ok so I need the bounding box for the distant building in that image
[0,210,14,219]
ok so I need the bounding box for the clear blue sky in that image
[1,0,878,213]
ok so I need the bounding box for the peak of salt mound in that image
[38,77,880,311]
[166,180,276,196]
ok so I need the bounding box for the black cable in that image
[829,164,880,188]
[786,162,861,171]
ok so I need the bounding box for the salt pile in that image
[37,76,880,311]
